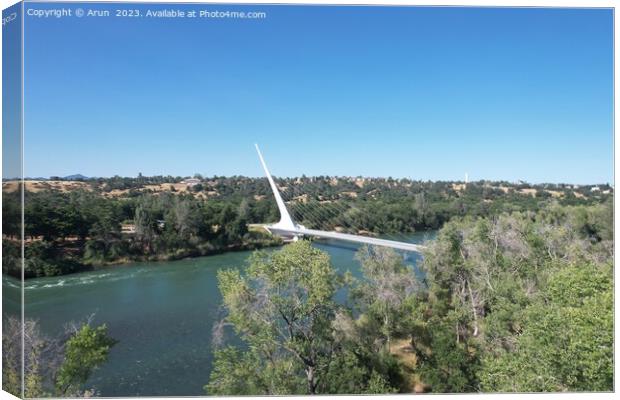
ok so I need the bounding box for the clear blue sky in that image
[21,3,613,183]
[2,2,22,180]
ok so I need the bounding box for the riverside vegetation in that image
[1,175,612,394]
[207,200,612,394]
[2,175,612,279]
[2,316,116,397]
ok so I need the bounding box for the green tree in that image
[84,219,126,263]
[416,315,480,392]
[56,323,117,395]
[2,317,116,397]
[207,241,398,395]
[2,192,21,238]
[208,241,340,394]
[416,202,613,393]
[479,263,613,392]
[134,203,158,253]
[217,204,248,244]
[352,245,418,351]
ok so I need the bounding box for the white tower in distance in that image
[465,172,469,186]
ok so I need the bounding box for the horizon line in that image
[2,175,614,187]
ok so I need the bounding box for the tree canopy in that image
[207,199,613,395]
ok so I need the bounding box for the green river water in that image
[3,232,433,396]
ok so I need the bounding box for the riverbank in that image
[2,233,283,280]
[4,229,431,280]
[89,236,283,266]
[8,232,430,396]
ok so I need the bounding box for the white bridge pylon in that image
[255,144,425,253]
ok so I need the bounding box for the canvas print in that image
[2,1,614,397]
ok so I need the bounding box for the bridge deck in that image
[273,227,425,253]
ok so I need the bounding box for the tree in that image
[2,192,21,238]
[207,241,398,395]
[217,204,247,245]
[169,197,201,241]
[84,219,126,263]
[134,203,158,253]
[352,246,418,351]
[416,315,480,393]
[2,316,116,397]
[416,202,613,393]
[3,239,21,277]
[55,323,117,395]
[479,263,613,392]
[208,241,340,394]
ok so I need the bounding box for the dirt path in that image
[389,338,429,393]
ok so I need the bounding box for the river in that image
[3,232,433,396]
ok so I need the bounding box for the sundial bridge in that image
[255,144,425,253]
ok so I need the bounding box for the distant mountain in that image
[62,174,89,181]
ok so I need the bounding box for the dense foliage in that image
[2,175,611,278]
[208,200,613,394]
[206,241,401,395]
[414,199,613,392]
[2,317,116,397]
[2,188,280,278]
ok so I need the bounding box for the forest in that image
[2,175,611,279]
[207,199,613,394]
[1,174,613,394]
[2,189,280,278]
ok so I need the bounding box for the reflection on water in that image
[3,232,433,396]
